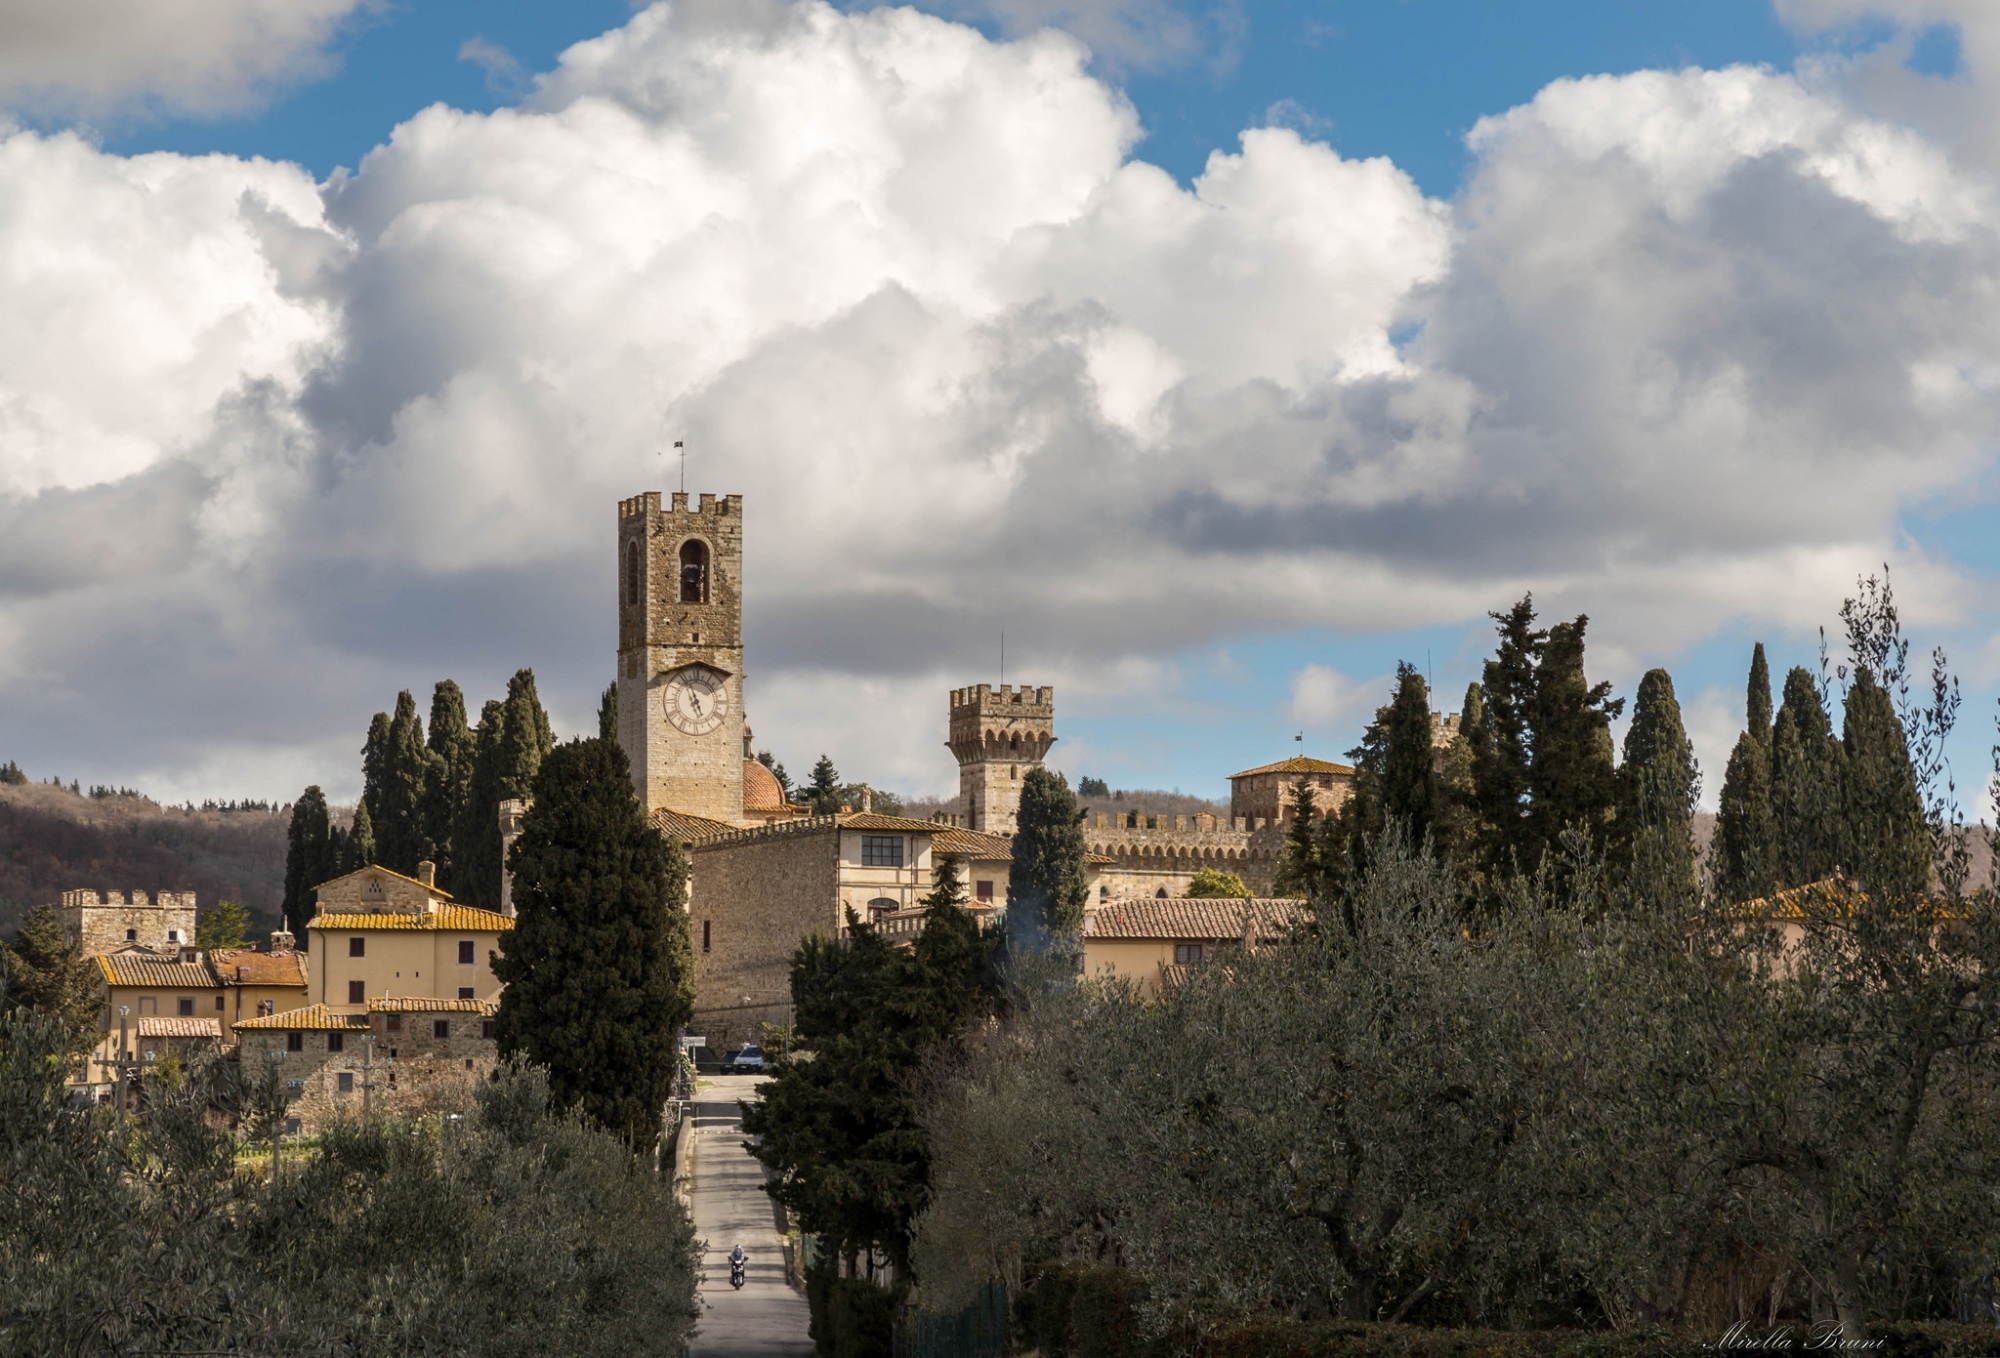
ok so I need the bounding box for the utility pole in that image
[360,1034,375,1120]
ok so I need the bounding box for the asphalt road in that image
[688,1074,813,1358]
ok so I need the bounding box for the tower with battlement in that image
[617,491,747,824]
[948,684,1055,835]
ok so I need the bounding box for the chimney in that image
[179,945,198,964]
[270,930,295,953]
[417,860,437,889]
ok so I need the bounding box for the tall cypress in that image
[282,786,338,938]
[1523,616,1623,870]
[342,800,378,873]
[1617,669,1699,910]
[1717,645,1778,904]
[372,691,436,876]
[493,737,695,1150]
[1770,668,1846,888]
[1006,767,1090,969]
[421,681,475,890]
[360,711,392,835]
[598,682,618,742]
[1841,669,1930,901]
[1470,597,1544,880]
[457,673,556,912]
[1431,682,1483,870]
[1342,663,1440,864]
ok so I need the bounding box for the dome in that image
[743,759,788,812]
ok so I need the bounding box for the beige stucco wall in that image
[307,926,503,1012]
[1084,938,1180,995]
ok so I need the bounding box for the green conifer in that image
[806,755,841,815]
[1470,597,1544,881]
[343,800,378,873]
[0,759,25,785]
[372,691,435,875]
[1523,616,1623,870]
[282,786,338,938]
[598,682,618,742]
[421,681,475,890]
[4,904,102,1047]
[1841,669,1931,901]
[1747,642,1773,747]
[1616,669,1699,910]
[1716,733,1776,904]
[492,737,695,1149]
[360,709,391,830]
[1379,662,1440,847]
[1006,767,1089,968]
[196,900,251,950]
[1771,668,1847,888]
[457,674,556,911]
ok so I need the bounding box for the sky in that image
[1,0,1998,816]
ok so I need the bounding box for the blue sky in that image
[3,0,1996,816]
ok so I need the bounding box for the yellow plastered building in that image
[1083,897,1305,996]
[307,863,513,1013]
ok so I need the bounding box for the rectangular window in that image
[433,1019,450,1039]
[337,1072,354,1093]
[702,920,710,953]
[385,1015,401,1032]
[457,986,475,1000]
[1174,943,1205,966]
[215,995,224,1011]
[347,980,365,1005]
[348,936,365,958]
[286,1032,304,1052]
[860,835,903,867]
[480,1020,495,1040]
[975,880,994,902]
[457,939,475,965]
[138,997,156,1016]
[176,997,195,1017]
[327,1032,344,1053]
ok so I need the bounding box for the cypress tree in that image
[4,904,103,1047]
[492,737,695,1150]
[1717,733,1776,904]
[343,801,378,873]
[1379,663,1440,847]
[598,682,618,742]
[806,755,841,815]
[1771,667,1847,888]
[282,786,337,938]
[1841,669,1930,902]
[1006,767,1089,968]
[1747,642,1773,746]
[1616,669,1699,910]
[1274,781,1329,901]
[421,681,475,891]
[372,691,436,876]
[1470,597,1544,881]
[457,700,510,911]
[1523,616,1623,870]
[1432,682,1483,872]
[360,710,392,833]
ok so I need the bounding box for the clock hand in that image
[689,693,704,716]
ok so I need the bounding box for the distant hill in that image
[0,784,300,942]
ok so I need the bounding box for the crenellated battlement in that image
[619,490,741,521]
[950,683,1053,712]
[59,888,199,957]
[60,888,197,910]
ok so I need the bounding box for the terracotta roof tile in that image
[651,808,737,842]
[97,953,216,989]
[930,827,1014,860]
[310,904,514,932]
[1084,898,1305,941]
[208,948,308,988]
[743,760,789,812]
[1228,756,1356,780]
[836,812,950,832]
[137,1017,222,1039]
[367,996,500,1015]
[232,1004,372,1032]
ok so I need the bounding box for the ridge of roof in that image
[1228,756,1357,780]
[1084,897,1305,940]
[368,996,500,1015]
[136,1017,222,1039]
[308,863,456,899]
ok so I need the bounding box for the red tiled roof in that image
[743,760,788,811]
[310,904,514,932]
[1084,898,1305,941]
[208,948,308,988]
[837,812,950,833]
[367,996,500,1015]
[232,1003,371,1032]
[652,808,738,842]
[97,952,215,988]
[137,1017,221,1039]
[931,827,1013,860]
[1229,756,1356,780]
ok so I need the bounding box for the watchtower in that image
[616,491,746,824]
[947,684,1055,835]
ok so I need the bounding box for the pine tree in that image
[806,755,841,815]
[282,786,338,939]
[1841,669,1930,902]
[1006,767,1089,968]
[0,759,25,785]
[1274,781,1328,900]
[371,691,436,876]
[196,900,251,950]
[1470,597,1544,881]
[598,682,618,742]
[343,800,378,872]
[492,737,695,1150]
[4,905,102,1047]
[1771,667,1847,888]
[1717,646,1778,904]
[1522,616,1623,871]
[421,681,475,891]
[1616,669,1699,910]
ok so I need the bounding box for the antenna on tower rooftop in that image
[1000,631,1005,685]
[674,440,685,495]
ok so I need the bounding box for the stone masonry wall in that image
[687,820,839,1050]
[1082,816,1291,899]
[238,1013,498,1136]
[61,890,198,956]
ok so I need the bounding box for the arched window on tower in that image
[679,540,709,603]
[624,541,641,607]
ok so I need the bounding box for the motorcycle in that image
[729,1256,746,1290]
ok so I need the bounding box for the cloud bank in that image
[0,0,1995,798]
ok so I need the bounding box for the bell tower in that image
[617,491,746,824]
[947,684,1055,835]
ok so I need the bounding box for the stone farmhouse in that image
[604,488,1364,1043]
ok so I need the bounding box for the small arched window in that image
[624,541,641,607]
[679,540,709,603]
[868,896,897,923]
[1154,887,1169,898]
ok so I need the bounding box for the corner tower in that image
[617,491,746,824]
[947,684,1055,835]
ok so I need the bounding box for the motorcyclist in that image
[729,1244,747,1285]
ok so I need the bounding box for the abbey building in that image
[614,488,1353,1043]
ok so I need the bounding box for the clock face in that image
[663,666,729,736]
